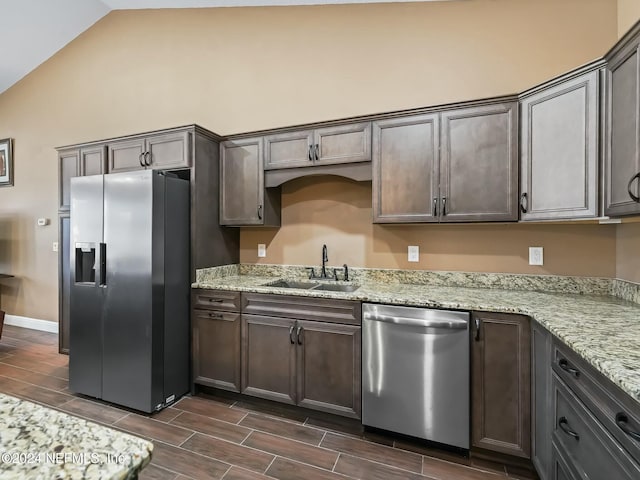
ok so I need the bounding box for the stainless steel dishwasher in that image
[362,304,470,449]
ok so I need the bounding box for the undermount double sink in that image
[263,279,360,292]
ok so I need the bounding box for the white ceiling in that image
[0,0,457,95]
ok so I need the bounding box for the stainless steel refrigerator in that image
[69,169,189,413]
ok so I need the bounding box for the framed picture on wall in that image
[0,138,13,187]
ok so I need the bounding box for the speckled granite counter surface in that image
[194,265,640,405]
[0,393,153,480]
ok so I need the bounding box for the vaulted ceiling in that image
[0,0,458,94]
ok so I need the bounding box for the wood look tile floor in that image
[0,325,528,480]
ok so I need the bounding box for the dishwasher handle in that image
[363,312,467,329]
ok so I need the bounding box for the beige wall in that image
[618,0,640,37]
[0,0,620,321]
[617,223,640,283]
[240,177,617,276]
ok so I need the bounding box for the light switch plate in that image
[408,245,419,262]
[529,247,543,266]
[52,242,59,253]
[257,244,266,258]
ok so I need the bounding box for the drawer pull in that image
[208,313,223,319]
[207,298,224,303]
[558,417,580,441]
[616,413,640,442]
[558,358,580,378]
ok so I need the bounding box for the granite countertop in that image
[193,266,640,406]
[0,393,153,480]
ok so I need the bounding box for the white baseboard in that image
[4,315,59,334]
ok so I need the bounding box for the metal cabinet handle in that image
[144,151,151,166]
[296,326,303,344]
[257,205,263,220]
[433,197,439,217]
[628,173,640,202]
[208,298,224,303]
[442,197,447,216]
[616,413,640,442]
[474,318,481,341]
[558,417,580,441]
[208,313,223,319]
[520,192,528,213]
[139,153,145,167]
[289,326,295,344]
[314,144,320,161]
[558,358,580,378]
[308,145,313,162]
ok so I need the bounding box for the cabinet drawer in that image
[242,293,361,325]
[192,289,241,312]
[552,373,640,479]
[552,339,640,462]
[551,442,580,480]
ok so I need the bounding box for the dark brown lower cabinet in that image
[241,314,296,404]
[532,320,553,480]
[241,313,361,418]
[192,309,242,392]
[472,311,531,459]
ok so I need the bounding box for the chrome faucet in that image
[321,244,329,278]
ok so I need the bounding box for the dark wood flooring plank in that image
[240,413,325,446]
[150,407,182,423]
[58,398,129,425]
[181,433,273,473]
[171,411,251,444]
[115,414,194,446]
[175,396,247,424]
[334,454,431,480]
[422,457,505,480]
[23,371,68,391]
[152,441,230,480]
[138,463,179,480]
[11,382,73,407]
[243,431,337,470]
[222,466,276,480]
[321,432,423,473]
[265,457,351,480]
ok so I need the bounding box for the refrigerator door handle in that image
[99,243,107,287]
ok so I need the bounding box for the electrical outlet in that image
[257,244,266,258]
[529,247,543,266]
[408,245,419,262]
[52,242,59,252]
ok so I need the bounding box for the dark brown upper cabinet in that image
[372,114,440,223]
[220,137,281,227]
[264,122,371,170]
[108,131,191,173]
[58,145,107,211]
[605,24,640,217]
[373,99,518,223]
[520,64,602,221]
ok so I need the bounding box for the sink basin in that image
[312,283,360,292]
[262,279,359,292]
[263,280,319,289]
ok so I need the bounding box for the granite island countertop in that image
[193,268,640,406]
[0,393,153,480]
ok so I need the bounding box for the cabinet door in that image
[80,146,106,177]
[532,321,553,480]
[296,320,361,419]
[605,43,640,216]
[241,314,296,404]
[59,149,80,211]
[146,131,191,170]
[440,103,518,222]
[108,138,145,173]
[315,122,371,166]
[521,71,599,221]
[193,309,241,392]
[58,214,70,354]
[220,138,264,225]
[264,130,313,170]
[472,312,531,458]
[372,114,440,223]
